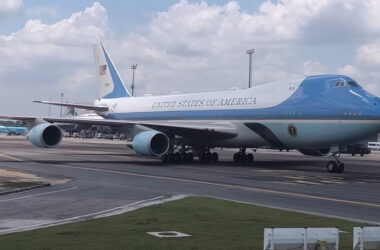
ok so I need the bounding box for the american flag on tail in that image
[99,65,107,76]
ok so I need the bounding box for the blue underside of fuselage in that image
[105,75,380,120]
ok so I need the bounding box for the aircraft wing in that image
[33,101,108,112]
[0,116,37,121]
[0,116,39,129]
[44,117,238,139]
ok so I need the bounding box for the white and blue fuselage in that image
[95,74,380,151]
[10,43,380,171]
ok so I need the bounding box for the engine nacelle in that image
[28,123,63,148]
[299,148,330,156]
[132,131,169,157]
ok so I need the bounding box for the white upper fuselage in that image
[95,78,303,118]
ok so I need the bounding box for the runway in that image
[0,136,380,234]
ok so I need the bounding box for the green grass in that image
[0,181,43,189]
[0,196,368,250]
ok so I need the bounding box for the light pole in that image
[246,48,255,88]
[130,64,138,96]
[60,93,64,117]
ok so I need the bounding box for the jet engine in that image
[131,131,169,157]
[299,148,330,156]
[28,123,63,148]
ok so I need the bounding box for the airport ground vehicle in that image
[368,142,380,151]
[343,144,371,156]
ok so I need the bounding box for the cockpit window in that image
[347,81,360,87]
[335,80,360,88]
[335,81,347,88]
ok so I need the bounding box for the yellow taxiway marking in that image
[0,153,23,162]
[52,164,380,208]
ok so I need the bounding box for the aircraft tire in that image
[187,152,194,162]
[174,152,181,163]
[247,153,254,163]
[161,154,168,163]
[206,152,212,162]
[168,153,175,163]
[337,162,345,173]
[212,152,218,162]
[180,152,187,162]
[240,154,247,163]
[199,153,206,162]
[233,153,239,163]
[326,161,338,173]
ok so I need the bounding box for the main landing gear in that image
[161,146,219,164]
[161,152,194,163]
[199,151,219,163]
[233,148,254,164]
[326,153,344,173]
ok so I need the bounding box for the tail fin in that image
[93,42,131,99]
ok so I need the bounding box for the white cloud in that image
[0,2,107,71]
[1,2,107,46]
[303,61,328,76]
[2,0,380,115]
[0,0,23,19]
[337,64,361,78]
[357,39,380,65]
[0,2,107,115]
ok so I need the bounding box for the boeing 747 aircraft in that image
[2,42,380,173]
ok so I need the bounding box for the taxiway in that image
[0,137,379,234]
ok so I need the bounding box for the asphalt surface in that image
[0,136,380,234]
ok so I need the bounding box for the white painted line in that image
[0,187,78,202]
[0,195,180,234]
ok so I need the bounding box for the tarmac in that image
[0,136,379,234]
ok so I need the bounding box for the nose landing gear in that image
[326,153,344,173]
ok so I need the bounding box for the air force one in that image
[2,42,380,173]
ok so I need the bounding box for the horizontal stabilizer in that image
[33,101,108,112]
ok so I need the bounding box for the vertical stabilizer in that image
[93,42,131,99]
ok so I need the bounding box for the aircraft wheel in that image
[212,152,218,162]
[168,153,175,163]
[199,153,206,162]
[326,161,338,173]
[206,152,213,162]
[174,152,181,163]
[240,153,247,163]
[187,152,194,162]
[161,154,168,163]
[247,153,254,163]
[180,152,188,162]
[233,153,240,163]
[336,162,345,173]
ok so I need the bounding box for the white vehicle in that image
[367,142,380,151]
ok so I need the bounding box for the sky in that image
[1,0,380,116]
